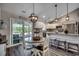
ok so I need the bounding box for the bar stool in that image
[49,38,57,47]
[67,41,79,55]
[53,38,59,49]
[58,40,66,51]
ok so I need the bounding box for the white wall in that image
[0,44,6,56]
[0,8,1,18]
[0,8,17,45]
[46,8,79,29]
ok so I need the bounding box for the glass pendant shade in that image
[66,15,69,21]
[66,3,69,21]
[29,13,38,23]
[55,4,58,22]
[55,18,58,21]
[29,3,38,23]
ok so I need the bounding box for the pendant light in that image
[29,3,38,23]
[66,3,69,21]
[55,4,58,22]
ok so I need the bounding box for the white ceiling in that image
[0,3,79,22]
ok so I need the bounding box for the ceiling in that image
[0,3,79,22]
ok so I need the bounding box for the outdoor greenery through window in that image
[12,19,32,44]
[13,24,32,33]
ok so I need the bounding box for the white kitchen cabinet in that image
[0,44,6,56]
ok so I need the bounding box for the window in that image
[10,18,32,44]
[12,19,23,44]
[24,21,32,42]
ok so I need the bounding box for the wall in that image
[0,8,19,45]
[0,9,10,44]
[47,8,79,27]
[0,8,1,18]
[46,8,79,34]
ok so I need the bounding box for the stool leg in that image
[54,40,56,48]
[77,44,79,55]
[64,41,66,51]
[56,40,58,49]
[66,42,69,53]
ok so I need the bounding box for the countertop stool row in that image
[49,38,79,55]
